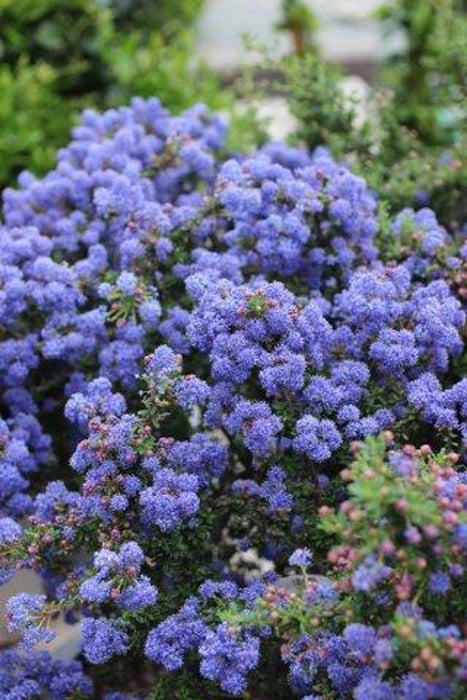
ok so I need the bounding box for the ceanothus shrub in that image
[216,437,467,699]
[0,99,465,698]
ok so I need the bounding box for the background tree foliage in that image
[0,0,224,188]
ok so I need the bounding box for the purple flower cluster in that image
[140,468,200,531]
[144,597,207,670]
[192,145,379,289]
[289,547,313,568]
[0,649,93,699]
[391,207,462,278]
[239,439,467,698]
[82,617,129,665]
[6,593,55,650]
[64,377,126,433]
[0,99,226,516]
[232,465,293,514]
[282,626,456,699]
[185,265,464,470]
[79,541,157,610]
[0,97,465,697]
[408,374,467,438]
[0,413,50,516]
[0,517,22,585]
[199,623,261,696]
[144,581,266,696]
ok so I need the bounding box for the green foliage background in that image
[0,0,229,189]
[1,0,465,219]
[278,0,466,228]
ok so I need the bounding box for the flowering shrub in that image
[280,50,467,228]
[217,436,467,698]
[0,99,465,698]
[0,649,93,698]
[0,0,218,189]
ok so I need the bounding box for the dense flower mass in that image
[0,650,93,699]
[219,438,467,699]
[0,98,465,697]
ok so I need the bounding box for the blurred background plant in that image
[0,0,234,189]
[275,0,319,57]
[280,51,466,228]
[378,0,467,145]
[0,60,69,186]
[273,0,466,229]
[0,0,207,96]
[0,0,465,227]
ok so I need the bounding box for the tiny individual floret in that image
[289,548,313,568]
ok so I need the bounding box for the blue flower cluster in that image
[79,541,157,610]
[82,618,129,665]
[191,145,379,289]
[0,99,226,514]
[185,266,464,467]
[145,597,207,671]
[231,438,467,699]
[145,579,268,695]
[281,626,456,700]
[0,98,465,697]
[0,649,93,699]
[6,593,55,650]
